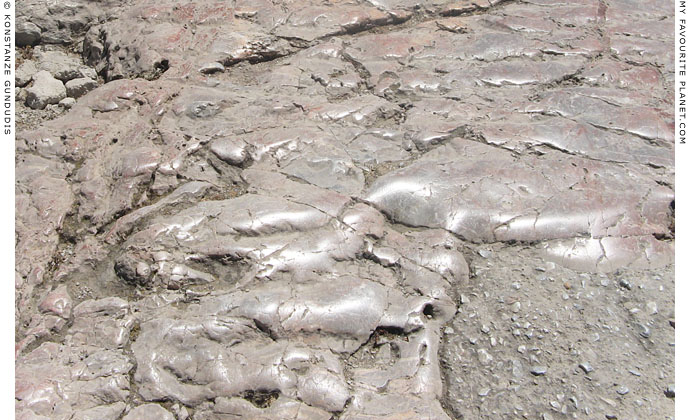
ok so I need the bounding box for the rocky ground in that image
[15,0,675,419]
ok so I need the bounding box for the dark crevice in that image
[422,303,436,319]
[253,319,278,341]
[242,389,281,408]
[440,0,519,17]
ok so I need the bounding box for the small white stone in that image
[646,301,658,315]
[58,97,76,109]
[199,61,225,74]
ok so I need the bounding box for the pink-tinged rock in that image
[606,18,672,41]
[210,137,249,166]
[12,1,677,419]
[69,298,133,349]
[113,147,160,178]
[540,35,606,57]
[524,89,674,143]
[400,230,470,283]
[347,131,411,165]
[513,2,604,26]
[53,237,110,281]
[522,0,599,6]
[27,315,68,339]
[441,0,502,15]
[307,95,400,127]
[122,404,175,420]
[607,0,673,17]
[16,409,52,420]
[84,13,292,80]
[243,169,351,218]
[71,349,134,381]
[16,315,69,357]
[39,285,73,319]
[399,98,489,150]
[17,342,133,419]
[274,6,408,41]
[71,403,127,420]
[480,13,559,33]
[280,142,365,196]
[18,81,211,232]
[16,154,74,335]
[610,35,673,74]
[365,139,673,243]
[374,68,445,97]
[234,126,325,164]
[606,0,673,39]
[63,375,131,409]
[426,30,546,62]
[342,203,387,239]
[477,58,586,86]
[104,181,214,244]
[343,329,450,419]
[196,396,331,420]
[19,79,180,162]
[16,361,72,417]
[542,235,674,273]
[129,2,235,23]
[581,59,664,94]
[73,297,130,318]
[346,31,432,62]
[16,0,125,45]
[262,54,363,100]
[132,315,351,410]
[479,115,673,168]
[114,192,355,287]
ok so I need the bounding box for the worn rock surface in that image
[16,0,674,419]
[24,70,66,110]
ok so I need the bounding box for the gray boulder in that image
[65,77,98,98]
[25,70,66,109]
[35,49,95,82]
[16,21,41,46]
[16,61,37,87]
[58,97,76,109]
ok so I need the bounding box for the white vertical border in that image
[677,0,686,418]
[2,0,14,415]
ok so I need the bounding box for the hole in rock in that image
[155,59,170,73]
[242,389,280,408]
[376,325,406,336]
[423,303,435,318]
